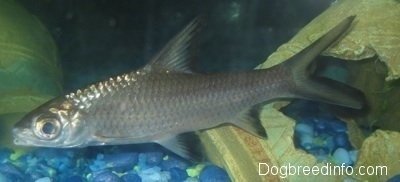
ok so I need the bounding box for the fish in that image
[13,16,361,161]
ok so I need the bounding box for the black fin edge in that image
[143,17,203,73]
[156,132,205,162]
[233,107,267,139]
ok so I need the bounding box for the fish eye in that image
[34,117,61,140]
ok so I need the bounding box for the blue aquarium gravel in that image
[199,165,230,182]
[0,145,231,182]
[121,173,141,182]
[281,100,359,166]
[388,174,400,182]
[169,167,188,182]
[92,170,120,182]
[161,155,189,171]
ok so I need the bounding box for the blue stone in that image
[138,167,165,181]
[121,173,141,182]
[388,174,400,182]
[314,120,327,132]
[34,148,76,163]
[309,147,328,156]
[138,153,146,167]
[90,158,107,172]
[334,133,351,149]
[161,155,189,171]
[36,163,56,177]
[297,118,316,128]
[169,167,188,182]
[295,123,314,136]
[34,177,51,182]
[348,150,359,164]
[324,136,336,153]
[327,119,347,133]
[25,170,44,181]
[308,146,329,162]
[103,152,138,172]
[0,173,8,182]
[0,162,25,181]
[199,165,230,182]
[47,151,86,180]
[0,148,13,162]
[313,153,328,162]
[333,148,351,166]
[93,170,121,182]
[65,175,85,182]
[299,133,313,150]
[145,152,164,167]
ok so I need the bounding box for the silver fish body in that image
[13,16,362,160]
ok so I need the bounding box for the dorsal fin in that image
[143,17,200,73]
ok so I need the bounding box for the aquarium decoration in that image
[259,0,400,82]
[0,0,62,116]
[200,0,400,181]
[0,0,62,150]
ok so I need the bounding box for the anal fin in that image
[231,107,267,139]
[155,132,203,162]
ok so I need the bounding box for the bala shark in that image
[13,16,361,160]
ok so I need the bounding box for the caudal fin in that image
[282,16,364,109]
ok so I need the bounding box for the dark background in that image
[18,0,333,91]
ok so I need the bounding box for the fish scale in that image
[13,16,363,161]
[84,70,294,138]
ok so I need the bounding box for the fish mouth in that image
[12,127,36,146]
[12,127,52,147]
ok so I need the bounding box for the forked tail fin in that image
[282,16,364,109]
